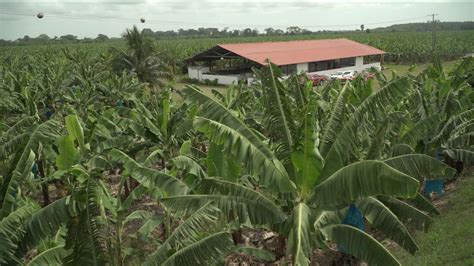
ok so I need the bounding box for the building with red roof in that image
[186,38,384,85]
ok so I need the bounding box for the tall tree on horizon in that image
[111,25,172,87]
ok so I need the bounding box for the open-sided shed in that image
[186,38,384,85]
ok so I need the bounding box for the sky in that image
[0,0,472,40]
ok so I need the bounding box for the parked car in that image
[330,70,357,81]
[307,73,330,86]
[358,70,376,81]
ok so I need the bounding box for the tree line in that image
[1,21,473,46]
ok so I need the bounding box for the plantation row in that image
[2,30,474,71]
[155,30,474,65]
[0,28,473,265]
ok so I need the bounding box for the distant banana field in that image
[2,30,473,70]
[154,30,474,64]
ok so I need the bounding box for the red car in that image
[307,74,329,86]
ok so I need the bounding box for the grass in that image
[382,60,461,77]
[175,82,228,98]
[167,82,228,102]
[391,169,474,265]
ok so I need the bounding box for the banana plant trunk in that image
[37,160,50,206]
[231,229,244,245]
[275,234,287,260]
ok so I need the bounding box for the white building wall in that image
[200,74,241,85]
[297,63,308,73]
[308,62,380,76]
[188,67,198,79]
[298,56,381,76]
[187,66,210,80]
[188,56,381,85]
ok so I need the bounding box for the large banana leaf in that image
[309,160,419,208]
[320,77,411,181]
[98,135,134,152]
[321,224,400,266]
[65,114,85,150]
[123,210,152,225]
[399,113,442,146]
[260,64,295,164]
[63,179,110,265]
[206,143,240,182]
[161,231,233,266]
[144,202,220,265]
[56,135,78,170]
[0,150,36,219]
[384,154,456,180]
[432,109,474,143]
[446,133,474,148]
[0,203,38,264]
[172,155,208,180]
[378,195,433,231]
[0,132,30,160]
[450,119,474,136]
[357,197,418,254]
[120,184,148,212]
[319,83,349,157]
[411,192,440,215]
[314,210,344,231]
[390,143,415,157]
[23,197,78,249]
[182,85,274,159]
[0,116,37,141]
[161,95,170,138]
[365,123,388,160]
[163,202,220,249]
[444,149,474,164]
[1,120,61,218]
[193,116,294,192]
[162,179,286,226]
[27,245,71,266]
[287,203,312,266]
[110,149,189,196]
[291,99,324,198]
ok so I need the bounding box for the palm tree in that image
[111,26,172,87]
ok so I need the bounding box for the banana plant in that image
[397,58,473,167]
[1,112,145,265]
[155,65,458,265]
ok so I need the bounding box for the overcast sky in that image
[0,0,472,40]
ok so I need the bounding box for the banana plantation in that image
[0,27,473,265]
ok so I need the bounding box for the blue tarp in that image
[423,147,445,196]
[31,163,40,179]
[423,179,444,196]
[342,204,365,231]
[338,204,365,253]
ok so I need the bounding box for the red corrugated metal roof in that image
[218,38,384,66]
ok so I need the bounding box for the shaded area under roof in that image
[186,38,385,66]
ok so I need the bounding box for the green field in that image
[392,170,474,265]
[383,60,463,76]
